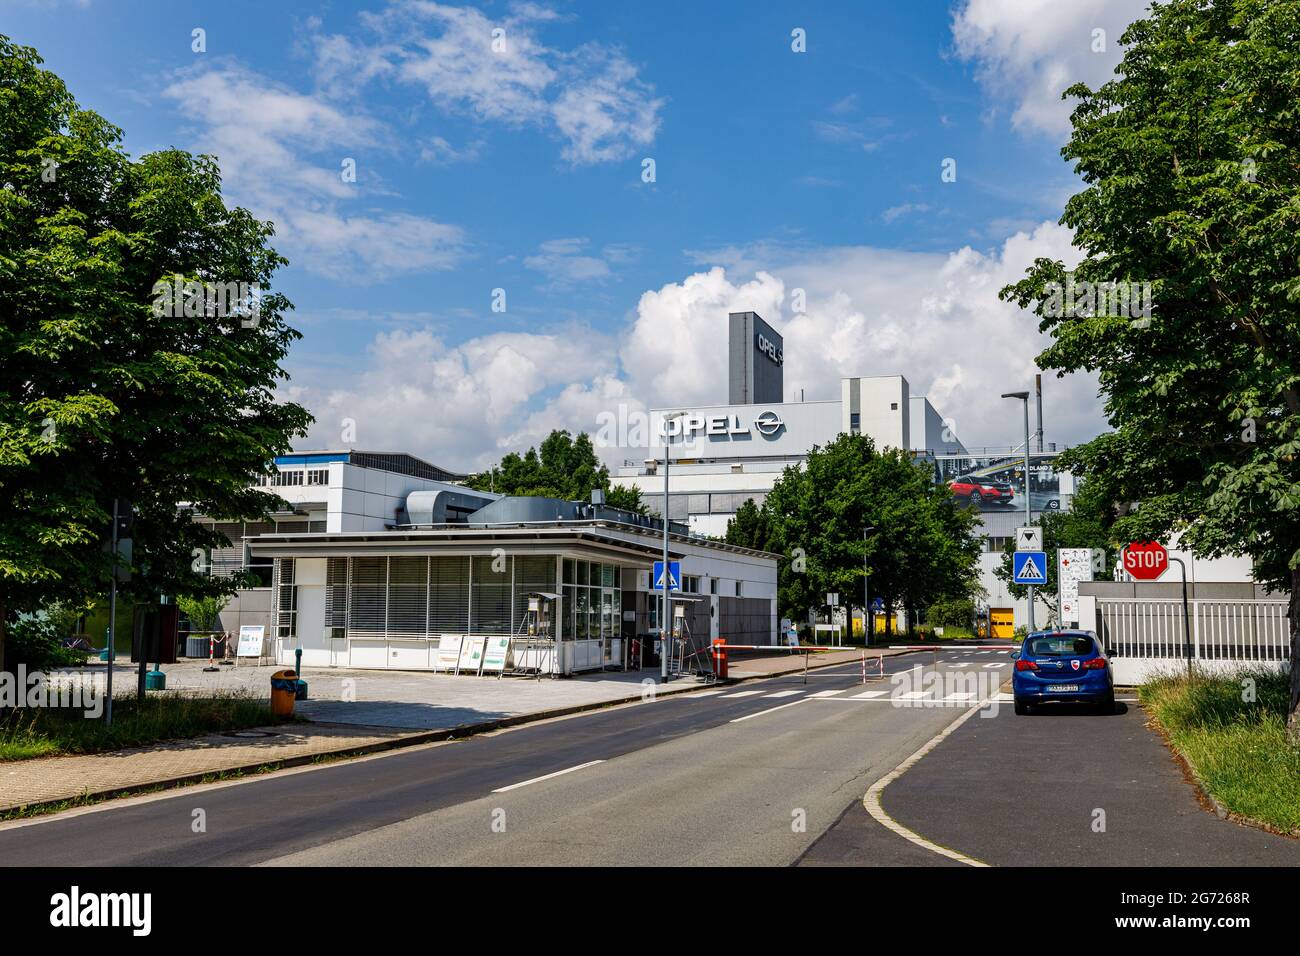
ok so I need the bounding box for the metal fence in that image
[1093,597,1290,684]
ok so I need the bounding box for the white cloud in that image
[286,223,1105,470]
[523,237,624,286]
[881,202,932,224]
[951,0,1152,135]
[309,2,663,165]
[162,63,467,282]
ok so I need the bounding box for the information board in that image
[435,634,464,672]
[236,625,266,658]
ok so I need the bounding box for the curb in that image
[3,646,926,818]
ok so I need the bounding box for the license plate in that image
[1046,684,1079,692]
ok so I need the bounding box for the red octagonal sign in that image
[1123,541,1168,580]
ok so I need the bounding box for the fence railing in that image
[1091,597,1290,683]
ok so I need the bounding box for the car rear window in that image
[1029,635,1094,656]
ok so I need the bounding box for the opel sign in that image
[663,410,786,441]
[755,333,783,366]
[753,410,784,436]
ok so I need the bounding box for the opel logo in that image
[754,411,784,437]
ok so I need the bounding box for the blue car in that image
[1012,630,1114,715]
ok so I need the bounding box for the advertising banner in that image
[935,453,1063,515]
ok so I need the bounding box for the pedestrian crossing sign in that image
[652,560,681,591]
[1013,551,1048,585]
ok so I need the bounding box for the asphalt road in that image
[0,650,1006,866]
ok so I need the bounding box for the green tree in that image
[751,434,983,638]
[724,498,775,552]
[998,0,1300,736]
[0,38,311,672]
[467,430,647,514]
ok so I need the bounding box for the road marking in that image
[952,663,971,668]
[764,690,803,698]
[852,690,890,699]
[723,690,766,698]
[808,690,846,698]
[730,700,805,722]
[863,704,990,868]
[945,692,976,701]
[492,760,605,793]
[682,690,725,698]
[898,691,928,700]
[983,662,1004,669]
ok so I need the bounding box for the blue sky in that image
[3,0,1155,469]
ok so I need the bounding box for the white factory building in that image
[611,314,968,539]
[611,313,1074,637]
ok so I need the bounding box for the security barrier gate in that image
[1087,596,1290,684]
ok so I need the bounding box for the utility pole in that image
[1003,391,1036,632]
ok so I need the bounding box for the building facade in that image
[195,452,778,673]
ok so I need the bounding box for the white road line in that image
[808,690,846,698]
[863,705,990,868]
[983,662,1005,669]
[852,690,890,699]
[764,690,803,698]
[945,692,976,701]
[730,699,805,722]
[682,690,725,698]
[898,691,928,700]
[723,690,766,698]
[491,760,605,794]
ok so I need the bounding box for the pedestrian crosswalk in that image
[694,681,1008,708]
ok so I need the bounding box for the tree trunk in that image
[1288,568,1300,745]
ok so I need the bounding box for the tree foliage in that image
[996,0,1300,731]
[726,433,983,634]
[466,429,646,514]
[0,37,312,670]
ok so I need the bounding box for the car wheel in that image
[1098,691,1115,715]
[1014,698,1030,715]
[969,491,982,504]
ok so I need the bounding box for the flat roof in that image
[246,519,781,562]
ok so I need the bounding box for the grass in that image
[1140,669,1300,836]
[0,690,278,762]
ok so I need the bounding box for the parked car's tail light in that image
[1083,657,1108,670]
[1015,659,1038,671]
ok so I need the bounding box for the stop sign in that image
[1123,541,1168,580]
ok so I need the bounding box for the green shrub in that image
[1141,670,1300,835]
[6,612,89,671]
[926,597,975,629]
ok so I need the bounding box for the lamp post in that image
[863,526,876,645]
[1001,390,1034,631]
[660,411,685,683]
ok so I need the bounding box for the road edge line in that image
[861,701,991,868]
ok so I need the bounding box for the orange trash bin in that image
[270,669,298,718]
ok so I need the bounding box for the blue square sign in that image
[652,560,681,591]
[1013,551,1049,585]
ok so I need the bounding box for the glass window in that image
[600,563,614,588]
[563,559,575,585]
[588,586,600,641]
[577,561,589,586]
[574,587,589,640]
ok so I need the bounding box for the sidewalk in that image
[3,644,920,815]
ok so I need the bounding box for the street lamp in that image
[660,411,686,683]
[862,526,876,645]
[1001,390,1035,631]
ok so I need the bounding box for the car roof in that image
[1026,629,1095,639]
